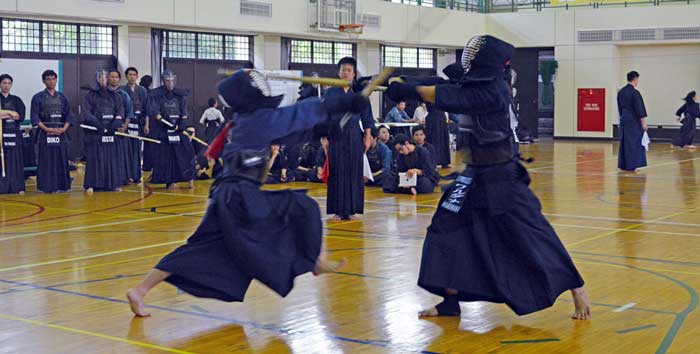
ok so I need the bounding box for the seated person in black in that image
[383,134,439,195]
[266,144,290,184]
[412,126,436,165]
[293,141,319,182]
[365,127,393,187]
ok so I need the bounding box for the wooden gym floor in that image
[2,140,700,354]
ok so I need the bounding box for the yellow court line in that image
[0,312,197,354]
[575,260,700,277]
[565,206,700,248]
[5,212,149,233]
[0,240,186,273]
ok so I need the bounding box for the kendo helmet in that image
[96,69,109,88]
[216,69,283,114]
[460,35,515,82]
[162,69,177,90]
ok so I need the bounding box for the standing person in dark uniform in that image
[126,69,368,317]
[140,75,155,172]
[0,74,26,194]
[122,67,149,183]
[108,69,134,186]
[30,70,74,193]
[424,103,451,168]
[147,69,195,190]
[82,70,125,194]
[386,35,591,320]
[672,91,700,149]
[324,57,375,220]
[617,71,648,171]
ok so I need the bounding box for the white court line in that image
[613,303,637,312]
[0,211,205,242]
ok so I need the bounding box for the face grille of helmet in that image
[461,35,485,74]
[248,70,272,97]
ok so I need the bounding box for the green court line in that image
[617,324,657,334]
[574,257,698,354]
[501,338,560,344]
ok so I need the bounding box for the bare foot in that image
[18,191,25,195]
[313,258,347,276]
[418,307,439,317]
[571,287,591,320]
[114,188,122,192]
[86,187,94,195]
[331,215,343,221]
[126,288,151,317]
[688,145,697,150]
[410,187,417,196]
[166,184,176,191]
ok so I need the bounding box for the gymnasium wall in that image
[2,1,700,136]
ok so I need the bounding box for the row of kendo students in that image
[0,67,217,195]
[265,126,443,195]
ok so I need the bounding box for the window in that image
[198,33,224,60]
[1,19,40,52]
[163,30,252,61]
[166,31,196,59]
[80,25,113,55]
[391,0,434,7]
[382,45,435,69]
[225,35,250,61]
[288,38,356,64]
[43,22,78,54]
[1,18,115,55]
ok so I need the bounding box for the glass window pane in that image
[165,31,196,59]
[225,35,250,61]
[1,19,40,52]
[80,25,113,55]
[198,33,223,60]
[290,39,312,63]
[313,41,333,64]
[334,42,353,63]
[418,48,434,69]
[43,22,78,54]
[402,47,418,68]
[383,46,401,67]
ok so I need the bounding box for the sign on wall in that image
[577,88,606,132]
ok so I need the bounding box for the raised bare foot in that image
[126,288,151,317]
[86,188,94,195]
[313,258,347,276]
[571,287,591,320]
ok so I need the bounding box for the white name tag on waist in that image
[50,114,62,118]
[135,111,141,115]
[168,135,181,143]
[128,130,138,136]
[2,133,15,138]
[128,123,139,129]
[101,136,115,143]
[47,136,61,144]
[3,141,16,147]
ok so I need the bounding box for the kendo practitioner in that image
[0,74,26,194]
[617,71,648,172]
[108,69,134,186]
[30,70,74,193]
[147,69,196,190]
[82,70,125,194]
[364,127,392,187]
[126,69,369,317]
[672,91,700,149]
[385,35,591,320]
[382,134,438,195]
[325,57,375,220]
[412,126,437,163]
[122,67,149,183]
[266,144,290,184]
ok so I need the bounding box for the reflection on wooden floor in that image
[2,140,700,354]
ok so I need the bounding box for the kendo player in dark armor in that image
[126,69,369,317]
[30,70,74,193]
[385,35,591,320]
[147,69,196,190]
[0,74,27,194]
[82,70,125,194]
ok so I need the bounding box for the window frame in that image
[381,45,437,70]
[162,29,253,63]
[286,37,357,65]
[0,17,116,57]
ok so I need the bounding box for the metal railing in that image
[383,0,699,12]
